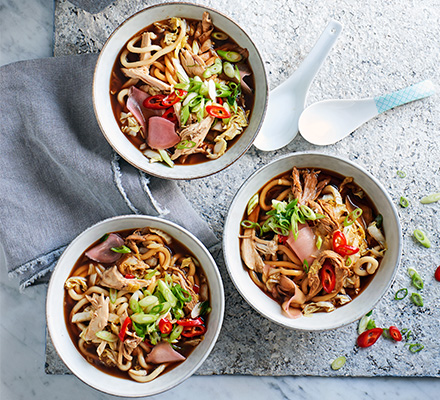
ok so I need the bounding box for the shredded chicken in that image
[82,294,109,341]
[99,266,150,291]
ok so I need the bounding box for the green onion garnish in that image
[109,288,118,304]
[413,229,431,248]
[366,319,376,330]
[394,288,408,300]
[358,314,371,334]
[343,208,363,226]
[111,245,131,254]
[211,31,228,40]
[331,356,346,370]
[173,284,192,303]
[399,196,409,208]
[405,330,412,341]
[400,328,408,335]
[420,193,440,204]
[345,257,352,267]
[200,301,211,316]
[99,233,109,242]
[316,236,323,250]
[300,205,317,220]
[223,61,235,79]
[366,310,373,317]
[411,273,424,290]
[158,149,174,168]
[247,193,259,215]
[217,50,242,63]
[130,313,159,325]
[408,343,424,353]
[382,328,391,339]
[95,331,118,342]
[374,214,383,229]
[303,259,309,273]
[176,140,196,150]
[410,293,424,307]
[397,170,406,178]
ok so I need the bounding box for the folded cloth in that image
[0,54,218,290]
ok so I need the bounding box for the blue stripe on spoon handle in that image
[374,79,436,114]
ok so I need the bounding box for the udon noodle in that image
[239,167,387,318]
[64,227,210,382]
[110,12,254,167]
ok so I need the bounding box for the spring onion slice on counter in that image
[399,196,409,208]
[420,193,440,204]
[396,170,406,178]
[413,229,431,248]
[410,293,424,307]
[408,343,424,353]
[331,356,346,370]
[408,268,424,290]
[394,288,408,300]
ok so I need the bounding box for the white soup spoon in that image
[298,79,436,145]
[253,20,342,151]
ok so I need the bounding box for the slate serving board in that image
[46,0,440,377]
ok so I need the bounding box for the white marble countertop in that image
[1,0,439,399]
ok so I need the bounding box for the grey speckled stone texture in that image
[48,0,440,377]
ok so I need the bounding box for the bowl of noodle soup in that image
[47,215,224,397]
[223,152,401,331]
[93,2,267,180]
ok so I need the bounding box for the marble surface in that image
[1,0,440,399]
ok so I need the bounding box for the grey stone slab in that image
[48,0,440,377]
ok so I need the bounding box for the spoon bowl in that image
[253,20,342,151]
[299,80,436,146]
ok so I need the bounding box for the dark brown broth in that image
[110,17,255,165]
[64,228,210,380]
[241,168,382,305]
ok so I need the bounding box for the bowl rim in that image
[46,214,225,397]
[222,151,402,331]
[92,1,268,180]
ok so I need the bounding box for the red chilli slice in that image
[389,326,402,342]
[357,328,383,348]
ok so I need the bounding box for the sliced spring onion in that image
[176,140,196,150]
[366,319,376,330]
[158,149,174,168]
[411,273,424,290]
[331,356,346,371]
[413,229,431,248]
[157,280,177,307]
[396,170,406,178]
[408,343,424,353]
[109,288,118,304]
[382,328,391,339]
[394,288,408,300]
[169,324,184,341]
[399,196,409,208]
[358,314,371,334]
[95,331,118,342]
[211,31,228,40]
[174,82,190,91]
[173,307,185,320]
[407,267,418,278]
[303,259,309,273]
[129,295,142,314]
[374,214,383,229]
[410,292,424,307]
[247,193,259,215]
[173,284,192,303]
[316,236,323,250]
[366,310,373,317]
[200,301,211,316]
[241,220,261,231]
[300,205,317,220]
[150,302,171,315]
[139,295,159,309]
[130,313,159,325]
[400,328,408,335]
[223,61,235,78]
[345,257,352,267]
[405,330,412,341]
[420,192,440,204]
[202,58,222,78]
[343,208,363,226]
[182,91,198,107]
[145,270,159,280]
[99,233,109,242]
[111,245,131,253]
[217,50,242,62]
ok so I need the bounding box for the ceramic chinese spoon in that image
[298,79,436,145]
[253,20,342,151]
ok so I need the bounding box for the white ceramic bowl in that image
[46,215,224,397]
[223,152,402,331]
[93,2,268,180]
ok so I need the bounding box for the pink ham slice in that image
[286,223,318,265]
[146,341,186,364]
[85,233,125,264]
[147,116,180,150]
[126,86,163,136]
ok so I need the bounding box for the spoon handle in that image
[290,20,343,92]
[374,80,436,114]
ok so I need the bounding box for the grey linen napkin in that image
[0,54,218,290]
